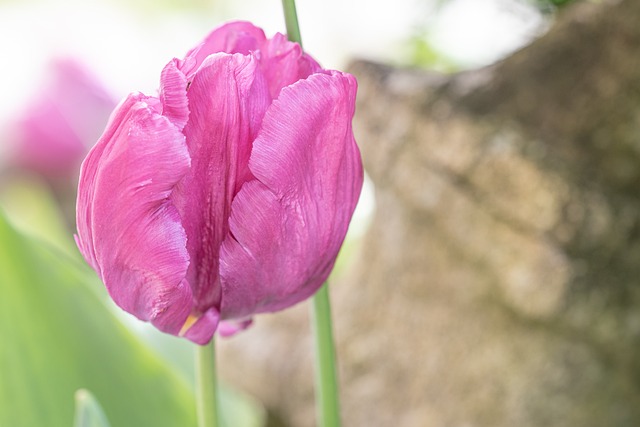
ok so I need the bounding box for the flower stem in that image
[311,283,342,427]
[196,338,220,427]
[280,1,341,424]
[281,0,303,47]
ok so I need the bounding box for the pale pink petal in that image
[75,92,193,335]
[218,319,253,337]
[219,71,363,319]
[13,96,87,178]
[11,58,116,179]
[171,53,271,316]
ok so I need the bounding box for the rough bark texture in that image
[218,0,640,425]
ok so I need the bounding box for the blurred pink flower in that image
[10,58,116,181]
[75,21,363,344]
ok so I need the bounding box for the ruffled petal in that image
[75,92,193,336]
[171,53,271,315]
[257,32,323,100]
[159,59,189,130]
[219,71,363,319]
[180,21,267,78]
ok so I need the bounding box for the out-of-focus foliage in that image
[0,205,266,427]
[219,387,266,427]
[529,0,578,14]
[434,0,578,12]
[0,210,197,427]
[402,0,578,69]
[73,390,112,427]
[0,175,77,255]
[404,31,461,72]
[546,0,575,5]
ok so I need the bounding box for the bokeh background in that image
[10,0,638,426]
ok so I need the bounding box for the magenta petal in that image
[75,93,193,335]
[182,21,266,78]
[218,319,253,337]
[258,32,322,99]
[219,72,363,319]
[182,307,220,345]
[76,22,363,342]
[159,59,189,130]
[171,53,271,315]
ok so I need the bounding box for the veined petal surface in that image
[171,53,271,317]
[76,21,364,343]
[75,93,193,335]
[159,59,190,130]
[180,21,267,79]
[257,32,322,99]
[219,71,363,320]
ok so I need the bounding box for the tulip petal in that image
[172,53,271,315]
[181,21,266,78]
[181,22,321,102]
[75,93,193,336]
[219,71,363,319]
[159,59,189,130]
[218,319,253,337]
[182,307,220,344]
[258,32,322,99]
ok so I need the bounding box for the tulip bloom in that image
[9,58,116,181]
[75,22,363,344]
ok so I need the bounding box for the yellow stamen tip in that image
[179,314,200,336]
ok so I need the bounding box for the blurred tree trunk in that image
[218,0,640,425]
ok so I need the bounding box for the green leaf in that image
[219,386,265,427]
[0,210,196,427]
[73,390,112,427]
[0,174,77,257]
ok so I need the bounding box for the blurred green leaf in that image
[0,210,265,427]
[73,390,112,427]
[0,209,196,427]
[0,174,77,257]
[133,326,266,427]
[220,386,266,427]
[527,0,578,14]
[405,34,460,72]
[540,0,576,6]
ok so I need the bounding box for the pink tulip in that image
[75,21,363,344]
[10,58,116,181]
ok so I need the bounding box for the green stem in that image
[311,283,342,427]
[281,0,303,47]
[196,339,220,427]
[280,2,341,424]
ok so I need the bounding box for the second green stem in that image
[279,1,341,425]
[311,284,342,427]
